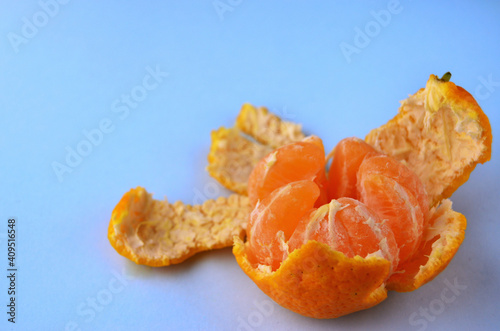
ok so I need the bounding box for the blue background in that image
[1,1,499,330]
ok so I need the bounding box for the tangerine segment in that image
[358,173,424,264]
[108,187,251,266]
[234,237,391,319]
[327,137,380,200]
[246,180,320,271]
[235,103,305,149]
[288,198,399,272]
[366,74,492,206]
[207,127,272,195]
[358,155,430,225]
[387,200,466,292]
[247,136,326,206]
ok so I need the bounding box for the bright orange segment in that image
[246,180,320,271]
[327,137,380,200]
[358,173,424,263]
[288,197,399,272]
[247,136,327,207]
[357,155,430,225]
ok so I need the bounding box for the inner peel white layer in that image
[366,88,486,205]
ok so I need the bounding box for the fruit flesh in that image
[246,136,428,273]
[246,180,320,271]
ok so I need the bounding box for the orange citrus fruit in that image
[233,75,488,317]
[107,73,491,319]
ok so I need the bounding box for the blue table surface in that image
[1,1,499,330]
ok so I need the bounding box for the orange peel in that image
[366,73,492,206]
[234,237,391,318]
[235,103,305,148]
[108,186,251,266]
[207,127,272,195]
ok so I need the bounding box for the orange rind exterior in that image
[108,186,251,266]
[234,237,391,318]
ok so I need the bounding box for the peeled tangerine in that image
[234,74,491,318]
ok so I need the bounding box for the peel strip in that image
[108,187,251,266]
[207,127,272,195]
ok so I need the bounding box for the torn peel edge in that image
[386,199,466,292]
[237,198,466,295]
[235,103,305,149]
[207,126,273,196]
[233,236,391,318]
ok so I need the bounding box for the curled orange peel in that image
[207,127,272,195]
[366,73,492,206]
[108,187,251,266]
[109,104,302,266]
[234,237,391,318]
[235,103,305,148]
